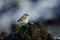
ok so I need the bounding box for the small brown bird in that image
[18,13,29,25]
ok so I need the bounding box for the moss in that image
[5,22,55,40]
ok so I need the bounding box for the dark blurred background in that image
[0,0,60,38]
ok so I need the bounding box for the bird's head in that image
[23,13,29,16]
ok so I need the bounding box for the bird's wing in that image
[18,16,24,22]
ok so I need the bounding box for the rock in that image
[5,22,55,40]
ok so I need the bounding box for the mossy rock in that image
[6,22,55,40]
